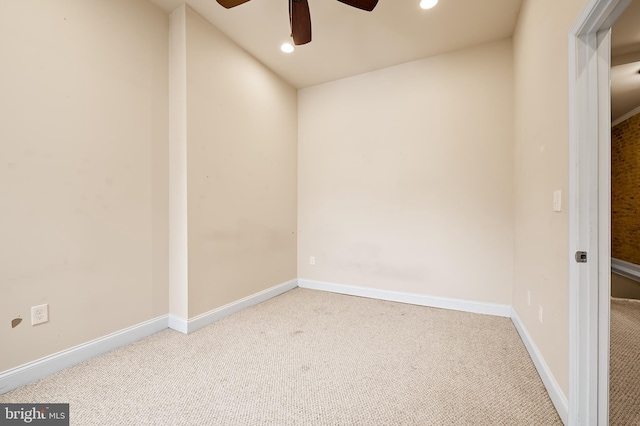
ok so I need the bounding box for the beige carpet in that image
[610,297,640,425]
[1,288,561,425]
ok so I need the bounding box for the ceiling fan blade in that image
[216,0,251,9]
[336,0,378,12]
[290,0,312,45]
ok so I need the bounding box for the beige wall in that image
[298,40,514,305]
[0,0,169,371]
[0,1,298,373]
[183,7,298,317]
[512,0,587,397]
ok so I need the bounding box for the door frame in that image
[568,0,631,424]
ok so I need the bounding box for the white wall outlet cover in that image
[31,304,49,325]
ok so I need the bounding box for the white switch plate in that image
[553,190,562,212]
[309,256,315,265]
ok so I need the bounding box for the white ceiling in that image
[149,0,523,88]
[612,0,640,121]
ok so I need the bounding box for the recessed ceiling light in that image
[420,0,438,9]
[281,43,295,53]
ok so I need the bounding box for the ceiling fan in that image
[215,0,379,46]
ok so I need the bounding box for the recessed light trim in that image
[281,43,295,53]
[420,0,438,10]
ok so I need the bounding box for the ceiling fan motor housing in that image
[216,0,379,46]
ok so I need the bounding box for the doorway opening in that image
[569,0,632,424]
[608,1,640,422]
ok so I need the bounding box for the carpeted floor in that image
[610,297,640,425]
[0,288,561,425]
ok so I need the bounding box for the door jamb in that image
[568,0,630,424]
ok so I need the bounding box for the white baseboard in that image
[297,279,511,317]
[0,279,297,395]
[168,279,298,334]
[611,105,640,127]
[611,257,640,282]
[510,308,568,424]
[167,314,188,334]
[0,315,169,396]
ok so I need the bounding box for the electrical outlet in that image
[538,305,543,324]
[309,256,315,266]
[527,290,531,306]
[31,304,48,326]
